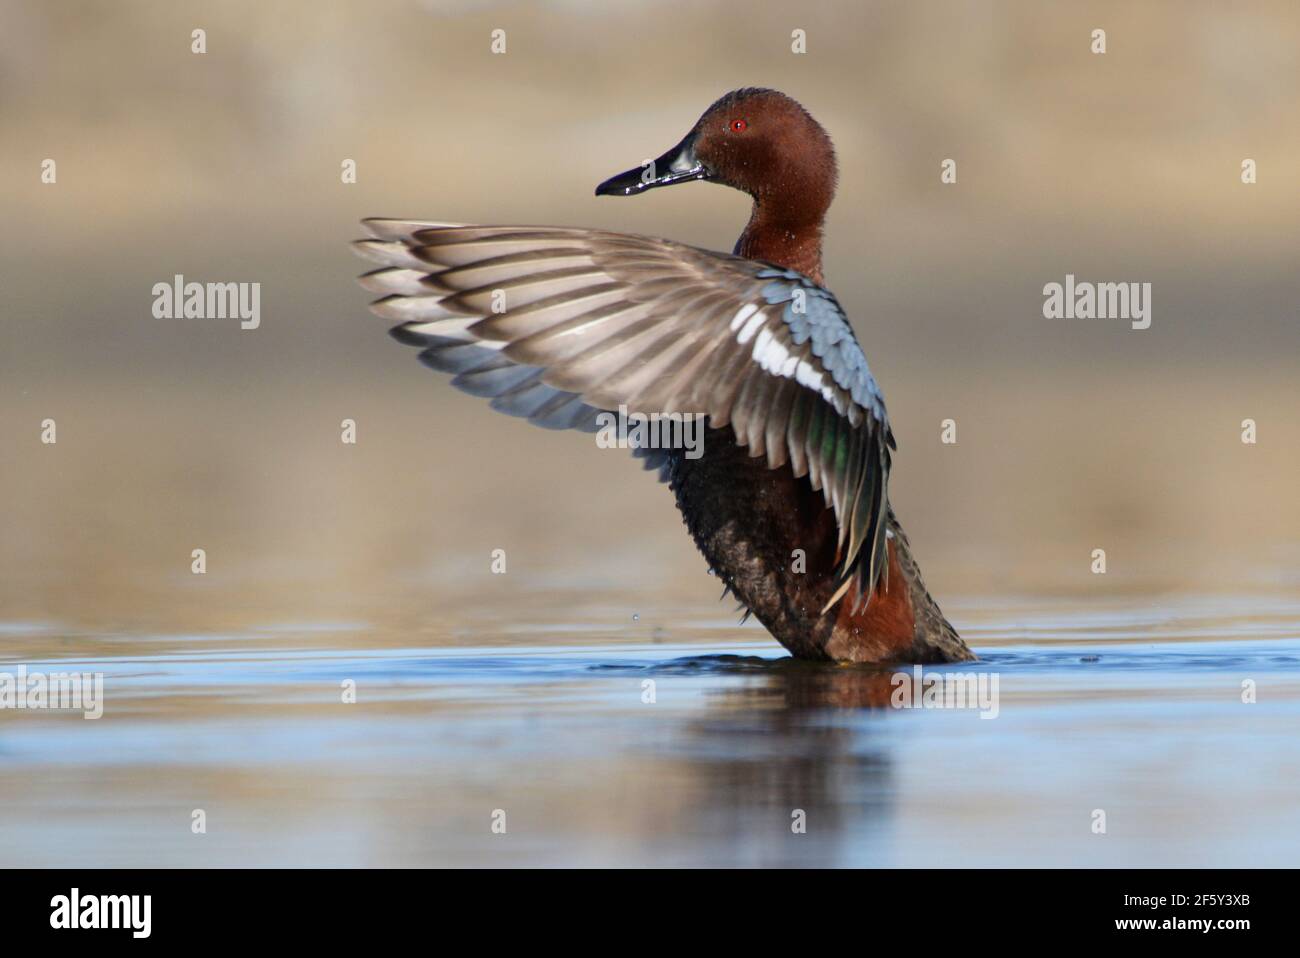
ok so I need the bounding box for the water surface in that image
[3,595,1297,867]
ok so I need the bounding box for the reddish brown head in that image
[596,88,838,281]
[690,88,837,225]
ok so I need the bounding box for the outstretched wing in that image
[353,220,896,610]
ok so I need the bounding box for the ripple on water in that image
[2,598,1300,867]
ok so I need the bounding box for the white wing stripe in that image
[729,302,760,331]
[743,314,840,405]
[735,309,765,345]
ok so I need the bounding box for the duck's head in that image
[595,88,837,223]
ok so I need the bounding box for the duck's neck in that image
[734,200,827,286]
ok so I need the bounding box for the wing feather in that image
[354,223,895,610]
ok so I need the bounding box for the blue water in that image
[1,596,1298,867]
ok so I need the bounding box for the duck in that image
[353,88,973,665]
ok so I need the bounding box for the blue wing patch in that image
[755,268,890,430]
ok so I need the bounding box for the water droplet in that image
[632,613,640,622]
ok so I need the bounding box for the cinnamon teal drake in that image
[353,88,973,665]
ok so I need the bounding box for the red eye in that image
[730,118,747,132]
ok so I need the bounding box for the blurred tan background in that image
[2,0,1298,635]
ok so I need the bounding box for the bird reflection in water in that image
[645,656,904,865]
